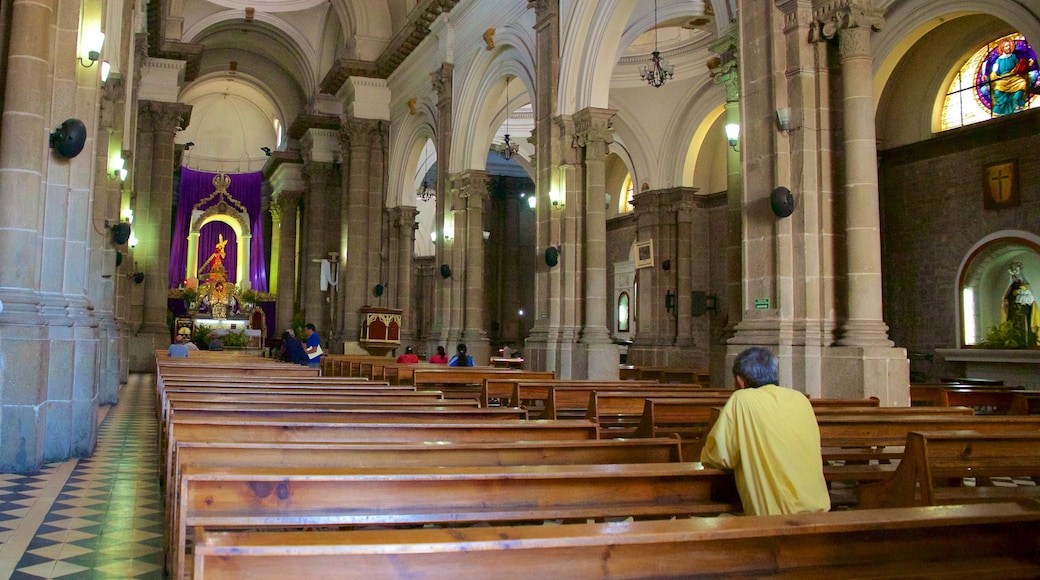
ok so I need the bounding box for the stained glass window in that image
[941,33,1039,131]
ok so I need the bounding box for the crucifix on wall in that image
[983,160,1020,209]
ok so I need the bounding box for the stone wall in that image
[879,109,1040,380]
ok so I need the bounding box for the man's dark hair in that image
[405,346,413,354]
[732,346,779,388]
[305,323,316,331]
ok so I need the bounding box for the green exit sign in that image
[754,298,770,310]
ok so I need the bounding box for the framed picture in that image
[983,160,1019,210]
[635,239,654,269]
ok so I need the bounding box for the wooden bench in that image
[619,365,711,384]
[911,383,1025,411]
[193,501,1040,579]
[632,397,732,457]
[412,369,555,399]
[176,462,737,579]
[857,430,1040,509]
[482,379,662,407]
[1009,393,1040,415]
[581,391,732,438]
[515,382,717,418]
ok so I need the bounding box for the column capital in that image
[448,170,490,210]
[303,161,334,186]
[527,0,558,25]
[272,190,302,219]
[138,100,191,133]
[573,107,616,161]
[811,0,884,45]
[707,29,740,103]
[552,114,581,166]
[339,116,381,148]
[775,0,815,33]
[431,63,454,102]
[389,205,420,226]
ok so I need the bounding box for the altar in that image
[936,348,1040,390]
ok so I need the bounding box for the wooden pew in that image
[809,397,880,408]
[910,383,1025,410]
[176,462,737,579]
[193,501,1040,579]
[814,415,1040,448]
[1009,393,1040,415]
[858,431,1040,509]
[618,365,711,384]
[517,383,719,418]
[632,397,731,456]
[580,391,732,438]
[412,369,555,399]
[482,379,662,407]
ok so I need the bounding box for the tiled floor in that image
[0,374,163,579]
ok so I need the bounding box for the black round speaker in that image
[111,222,131,245]
[544,247,560,268]
[115,251,123,267]
[374,284,385,296]
[439,264,452,278]
[132,272,145,284]
[50,118,88,159]
[770,186,795,218]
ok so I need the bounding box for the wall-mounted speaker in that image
[374,283,385,296]
[111,222,131,245]
[544,246,560,268]
[50,119,87,159]
[439,264,452,278]
[770,186,795,218]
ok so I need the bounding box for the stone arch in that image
[185,200,253,289]
[956,230,1040,346]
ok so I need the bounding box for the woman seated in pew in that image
[448,343,474,367]
[396,346,419,364]
[430,345,449,364]
[700,346,830,516]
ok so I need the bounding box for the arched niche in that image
[185,201,253,289]
[958,231,1040,347]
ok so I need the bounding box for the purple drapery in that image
[169,169,268,291]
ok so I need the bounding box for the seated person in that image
[185,339,199,351]
[208,336,224,351]
[167,335,189,358]
[396,346,419,364]
[429,345,449,364]
[700,346,830,516]
[448,343,474,367]
[280,330,309,365]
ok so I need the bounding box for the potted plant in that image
[980,320,1028,348]
[223,329,250,348]
[181,287,199,313]
[238,288,259,313]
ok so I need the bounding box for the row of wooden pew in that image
[154,352,1040,578]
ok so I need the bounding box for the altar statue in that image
[199,234,229,282]
[1002,262,1040,346]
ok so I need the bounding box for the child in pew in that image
[700,346,830,516]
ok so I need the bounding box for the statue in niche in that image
[199,233,229,282]
[1002,261,1040,346]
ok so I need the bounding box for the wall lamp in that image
[127,232,139,248]
[100,61,111,82]
[548,189,565,209]
[725,123,740,152]
[110,156,126,181]
[527,195,537,209]
[78,30,105,68]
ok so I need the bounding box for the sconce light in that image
[482,230,490,241]
[78,29,105,68]
[127,232,139,248]
[430,231,437,243]
[665,290,676,313]
[725,123,740,152]
[442,223,453,240]
[121,209,134,224]
[548,189,564,209]
[100,60,111,82]
[775,108,793,133]
[110,156,125,180]
[527,195,537,209]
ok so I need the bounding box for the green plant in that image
[238,288,258,310]
[193,324,213,347]
[980,320,1028,348]
[181,287,199,305]
[291,310,306,339]
[223,329,250,347]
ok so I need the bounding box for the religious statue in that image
[988,38,1035,116]
[199,233,229,282]
[1002,261,1040,346]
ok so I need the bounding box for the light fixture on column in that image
[417,180,434,201]
[725,123,741,152]
[78,29,105,68]
[100,60,111,82]
[639,0,674,88]
[500,78,519,160]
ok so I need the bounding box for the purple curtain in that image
[169,169,268,291]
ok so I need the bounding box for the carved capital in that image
[573,107,616,161]
[775,0,814,34]
[448,170,490,210]
[431,62,454,101]
[389,205,420,229]
[552,115,580,166]
[811,0,884,46]
[272,190,302,221]
[707,31,740,102]
[340,117,380,149]
[138,101,190,134]
[303,162,333,185]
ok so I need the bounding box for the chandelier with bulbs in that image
[639,0,674,88]
[500,78,519,160]
[416,180,434,202]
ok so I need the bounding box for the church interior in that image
[1,0,1039,576]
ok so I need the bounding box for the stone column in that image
[708,33,742,343]
[340,118,376,350]
[452,171,491,364]
[130,100,190,370]
[574,107,619,379]
[430,63,454,348]
[674,197,695,348]
[390,206,418,345]
[272,190,301,333]
[300,162,335,338]
[820,5,892,348]
[0,0,55,471]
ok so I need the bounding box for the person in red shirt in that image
[396,345,419,364]
[429,345,448,364]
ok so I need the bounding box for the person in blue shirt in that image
[167,335,189,358]
[303,323,322,368]
[281,330,309,365]
[448,343,474,366]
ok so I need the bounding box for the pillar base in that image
[128,331,170,372]
[821,346,909,407]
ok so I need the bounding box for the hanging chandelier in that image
[417,180,434,201]
[639,0,674,88]
[500,78,519,160]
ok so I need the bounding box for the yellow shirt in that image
[700,384,830,516]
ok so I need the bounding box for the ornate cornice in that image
[138,100,192,133]
[288,114,341,141]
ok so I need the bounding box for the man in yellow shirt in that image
[700,347,830,516]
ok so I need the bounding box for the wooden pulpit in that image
[359,306,401,356]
